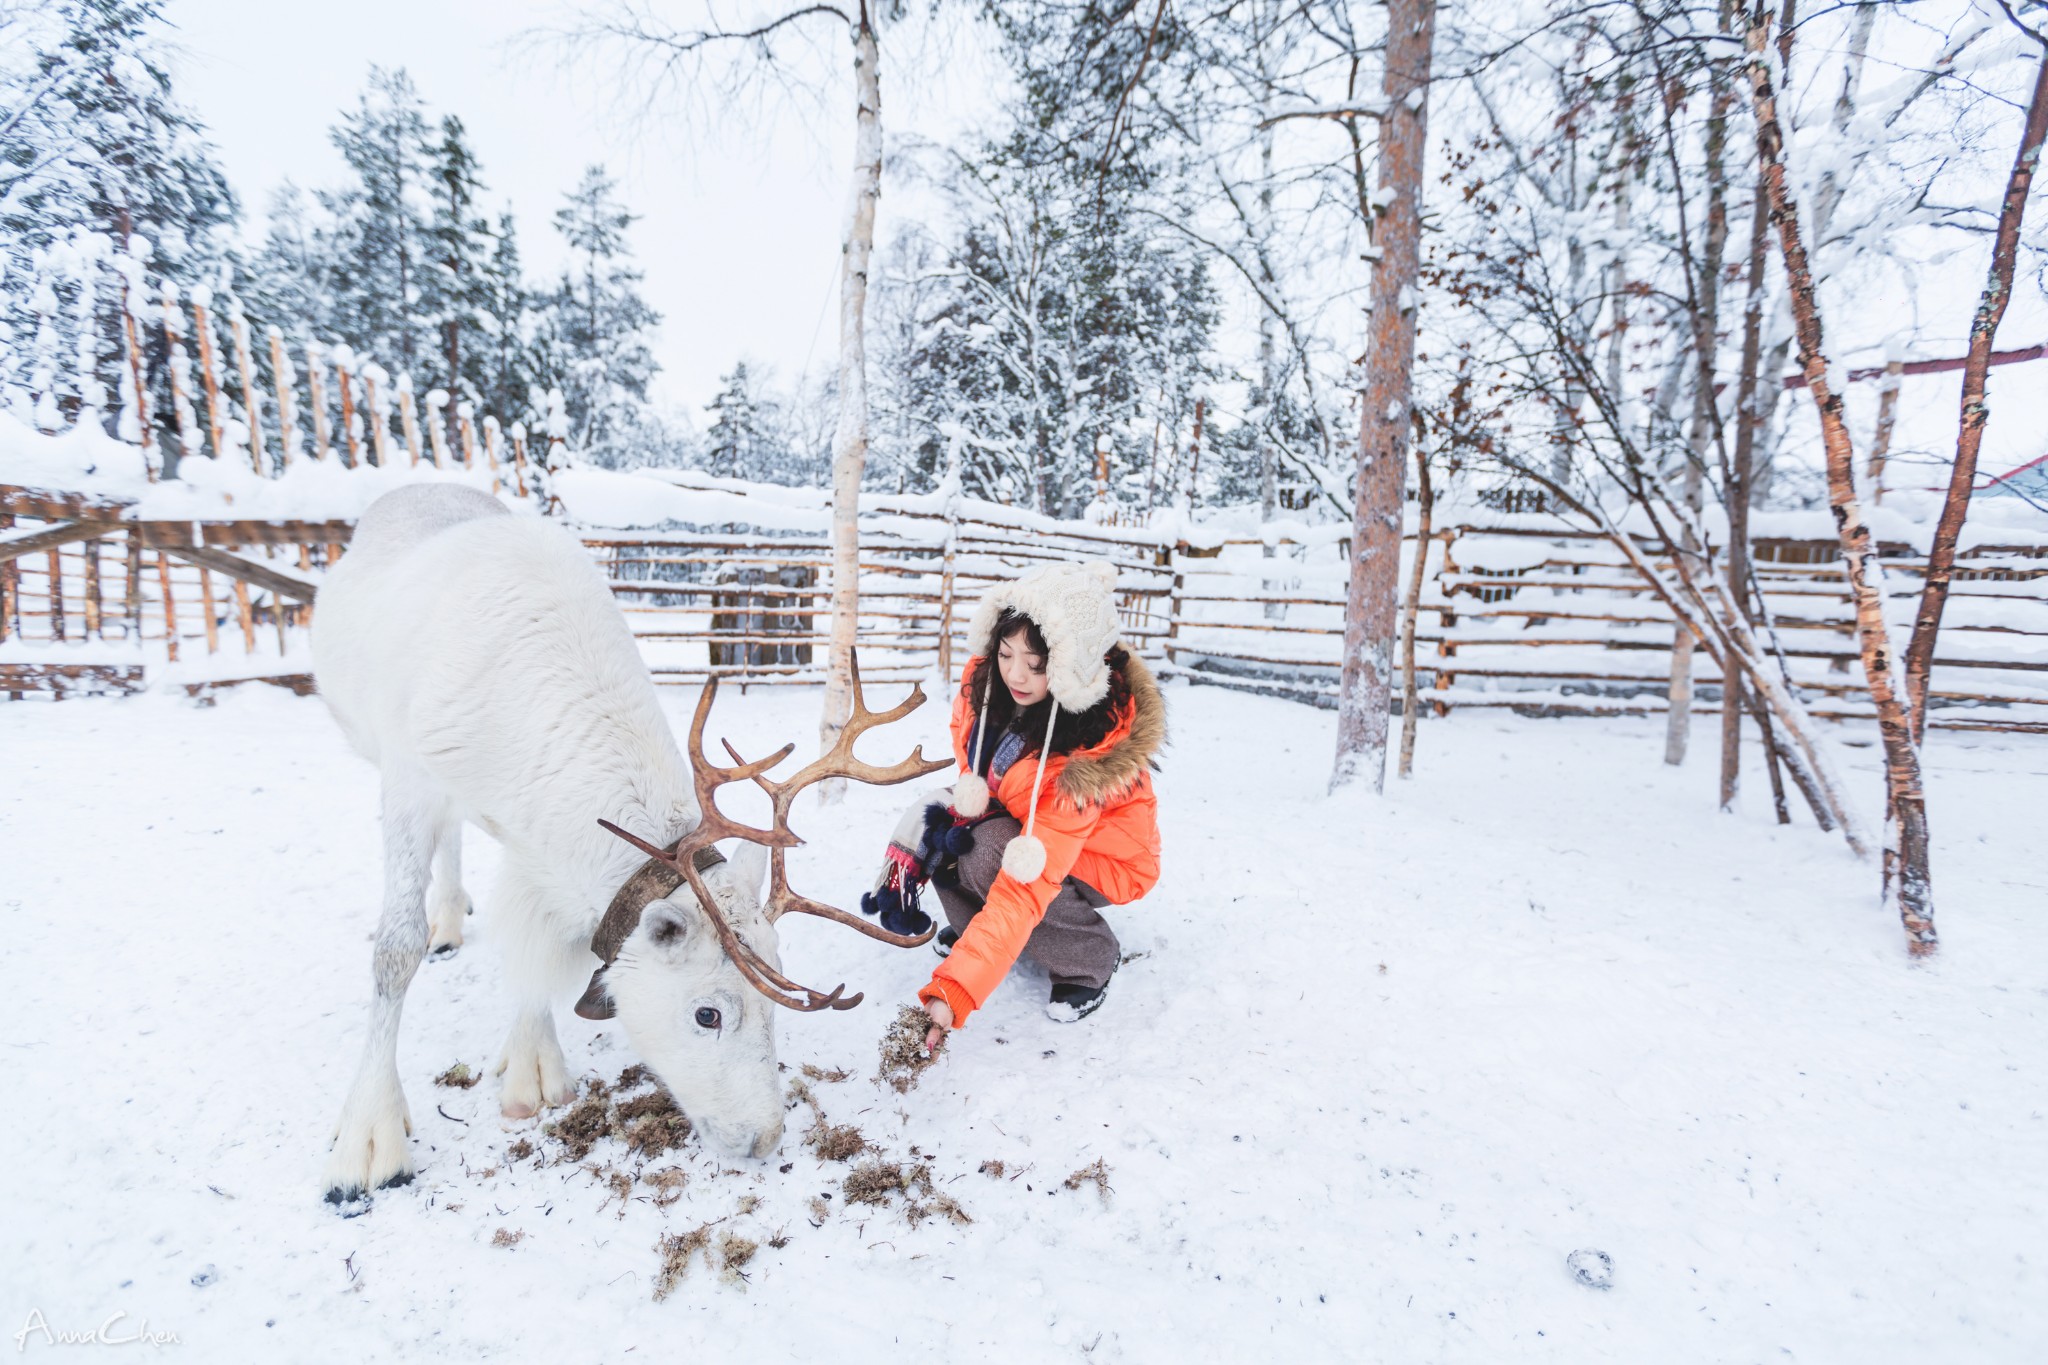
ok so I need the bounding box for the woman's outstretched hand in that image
[923,998,954,1054]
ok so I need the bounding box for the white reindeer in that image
[311,484,942,1208]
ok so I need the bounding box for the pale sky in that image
[165,0,1001,416]
[158,1,2048,482]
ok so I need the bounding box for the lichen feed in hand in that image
[878,1004,944,1093]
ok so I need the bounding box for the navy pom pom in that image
[881,905,933,937]
[940,824,975,857]
[923,802,953,833]
[860,891,881,918]
[875,886,903,918]
[930,860,960,890]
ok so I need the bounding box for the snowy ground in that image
[3,680,2043,1361]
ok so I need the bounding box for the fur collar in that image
[1056,650,1166,806]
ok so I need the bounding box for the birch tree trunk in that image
[1746,12,1934,953]
[818,2,883,799]
[1331,0,1434,795]
[1663,458,1702,766]
[1722,148,1770,811]
[1866,357,1903,503]
[1902,51,2048,743]
[1671,20,1732,769]
[1750,0,1872,507]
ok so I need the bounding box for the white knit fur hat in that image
[964,560,1122,709]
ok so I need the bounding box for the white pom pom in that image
[1002,833,1047,883]
[952,771,989,819]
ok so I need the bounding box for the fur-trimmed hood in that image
[1055,649,1166,806]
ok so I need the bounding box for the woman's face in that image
[997,627,1051,708]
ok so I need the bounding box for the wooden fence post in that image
[118,263,154,479]
[191,295,229,464]
[233,577,255,653]
[83,539,102,638]
[1165,547,1186,667]
[483,415,502,494]
[398,375,423,465]
[1,511,14,644]
[125,531,142,640]
[268,328,298,470]
[305,341,332,462]
[938,501,959,682]
[426,391,451,468]
[162,284,202,466]
[197,561,220,654]
[1433,528,1459,716]
[364,366,391,467]
[47,549,65,641]
[157,553,179,662]
[1397,448,1435,779]
[231,309,267,475]
[509,424,530,497]
[335,350,361,468]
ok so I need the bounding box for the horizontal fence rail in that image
[4,478,2046,733]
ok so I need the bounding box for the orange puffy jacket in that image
[917,651,1165,1027]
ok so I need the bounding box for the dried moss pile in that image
[542,1069,693,1162]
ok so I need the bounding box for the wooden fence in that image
[1158,523,2048,735]
[4,481,2046,734]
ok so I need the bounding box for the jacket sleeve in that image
[949,658,982,769]
[921,774,1102,1027]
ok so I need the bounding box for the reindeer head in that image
[578,652,950,1160]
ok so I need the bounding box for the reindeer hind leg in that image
[426,823,472,959]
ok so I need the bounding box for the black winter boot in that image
[933,925,960,958]
[1045,981,1109,1022]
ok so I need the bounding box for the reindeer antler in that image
[722,651,952,945]
[588,650,951,1016]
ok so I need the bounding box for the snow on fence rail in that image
[4,434,2047,732]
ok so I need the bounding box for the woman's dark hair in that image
[963,608,1132,765]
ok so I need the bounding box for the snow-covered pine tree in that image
[320,66,433,378]
[476,208,536,428]
[536,165,659,467]
[701,362,781,480]
[424,115,492,447]
[891,32,1216,518]
[0,0,240,431]
[246,184,332,344]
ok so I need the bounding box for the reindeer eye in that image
[694,1007,722,1030]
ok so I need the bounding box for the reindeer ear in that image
[639,897,695,951]
[725,842,770,906]
[573,968,615,1020]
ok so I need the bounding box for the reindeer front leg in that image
[492,866,583,1119]
[322,782,438,1208]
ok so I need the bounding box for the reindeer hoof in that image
[324,1076,415,1207]
[323,1183,368,1213]
[497,1021,573,1119]
[428,941,461,961]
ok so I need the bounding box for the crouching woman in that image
[877,562,1164,1051]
